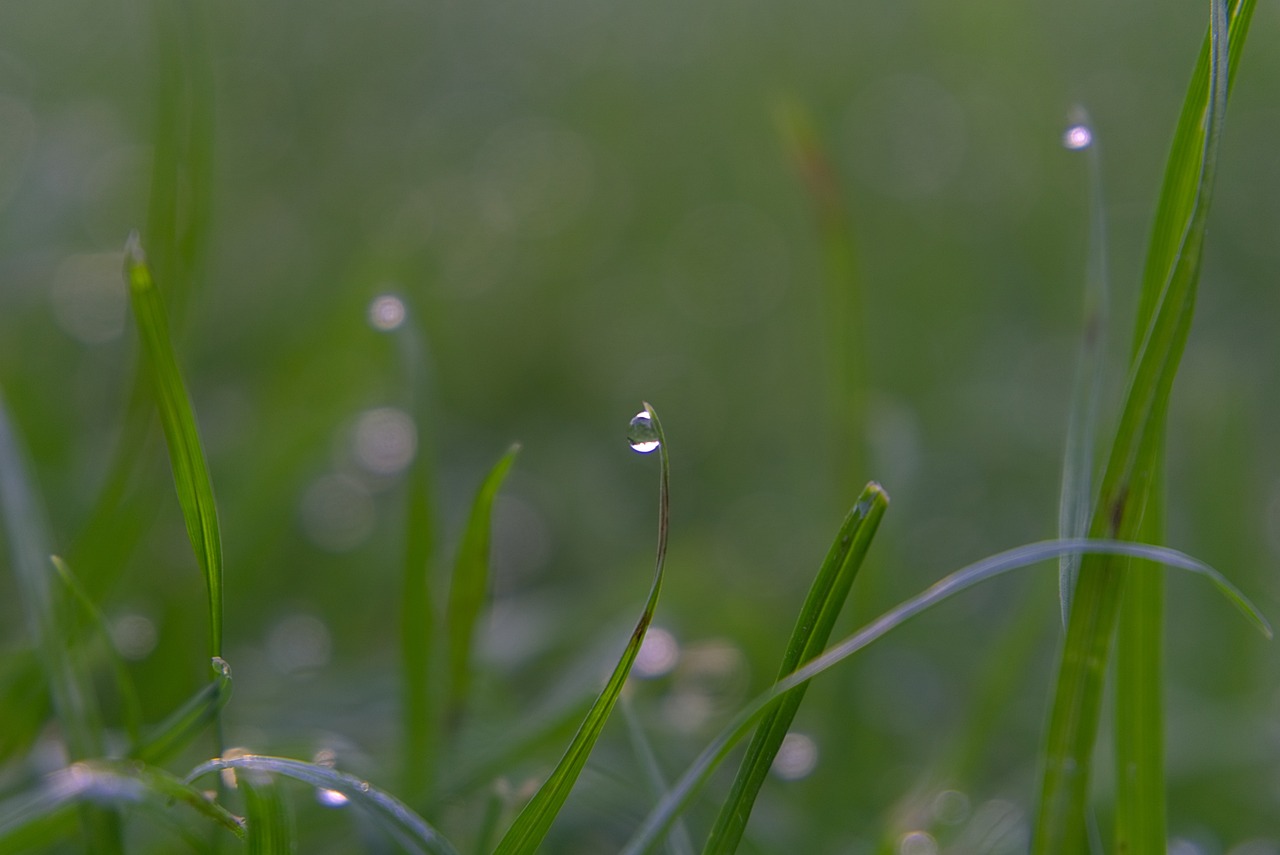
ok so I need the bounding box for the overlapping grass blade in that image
[0,759,245,846]
[187,755,458,855]
[1033,2,1250,850]
[131,657,233,765]
[704,482,888,854]
[445,443,520,726]
[622,538,1269,855]
[239,768,297,855]
[123,232,225,659]
[492,402,671,855]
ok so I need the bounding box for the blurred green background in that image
[2,0,1279,851]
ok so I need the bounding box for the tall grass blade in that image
[188,755,458,855]
[445,443,520,726]
[492,402,671,855]
[622,538,1269,855]
[1032,2,1248,850]
[703,482,888,854]
[123,232,225,659]
[239,768,297,855]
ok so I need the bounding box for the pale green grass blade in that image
[492,402,670,855]
[621,696,695,855]
[622,538,1269,855]
[0,759,245,846]
[188,755,459,855]
[1058,108,1109,626]
[131,657,233,765]
[445,443,520,726]
[239,769,297,855]
[703,482,888,854]
[1032,2,1245,850]
[123,232,225,659]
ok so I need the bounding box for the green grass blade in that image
[445,443,520,726]
[187,755,459,855]
[0,759,245,846]
[239,768,297,855]
[492,402,671,855]
[1032,2,1245,849]
[703,482,888,854]
[131,657,233,765]
[1058,108,1109,626]
[622,537,1269,855]
[123,232,225,659]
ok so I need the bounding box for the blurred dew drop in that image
[299,473,375,552]
[931,788,971,825]
[628,409,659,453]
[352,407,417,477]
[267,613,333,676]
[770,731,819,781]
[48,252,127,344]
[634,626,679,678]
[368,294,406,331]
[1062,124,1093,150]
[317,788,349,808]
[110,613,158,661]
[898,830,939,855]
[1168,840,1206,855]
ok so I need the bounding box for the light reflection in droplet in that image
[317,788,349,807]
[898,830,939,855]
[110,613,158,661]
[368,294,406,331]
[353,407,417,477]
[628,410,660,453]
[770,732,819,781]
[1062,124,1093,150]
[634,627,679,678]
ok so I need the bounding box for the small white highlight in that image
[353,407,417,477]
[770,732,819,781]
[1062,124,1093,150]
[368,294,406,331]
[317,788,349,807]
[634,627,679,678]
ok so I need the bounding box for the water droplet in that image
[1062,124,1093,150]
[627,410,660,453]
[368,294,406,331]
[358,781,371,793]
[317,788,349,807]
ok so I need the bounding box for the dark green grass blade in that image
[240,769,297,855]
[703,482,888,854]
[123,232,225,659]
[622,538,1268,855]
[131,657,233,765]
[1058,109,1109,626]
[188,755,458,855]
[445,443,520,726]
[0,759,245,846]
[1033,2,1247,850]
[492,402,671,855]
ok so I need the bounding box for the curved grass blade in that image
[622,538,1269,855]
[239,768,297,855]
[445,443,520,727]
[187,755,458,855]
[131,657,233,765]
[0,759,245,846]
[123,232,225,659]
[1033,2,1249,850]
[492,402,671,855]
[703,482,888,854]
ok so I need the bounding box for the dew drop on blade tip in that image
[627,410,660,453]
[1062,124,1092,150]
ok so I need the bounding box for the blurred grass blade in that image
[239,769,297,855]
[1033,2,1246,850]
[0,759,245,845]
[188,755,459,855]
[123,232,225,659]
[131,657,233,765]
[492,402,671,855]
[1058,107,1109,627]
[704,482,888,854]
[622,537,1268,855]
[445,443,520,726]
[621,697,695,855]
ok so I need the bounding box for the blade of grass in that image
[445,443,520,728]
[239,768,297,855]
[621,696,695,855]
[703,482,888,854]
[491,402,671,855]
[130,657,233,765]
[1033,2,1247,850]
[187,755,459,855]
[622,537,1269,855]
[123,232,224,660]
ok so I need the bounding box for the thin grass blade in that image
[703,482,888,854]
[445,443,520,726]
[130,657,233,765]
[187,755,458,855]
[492,402,671,855]
[622,537,1268,855]
[621,696,696,855]
[239,768,297,855]
[123,232,225,659]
